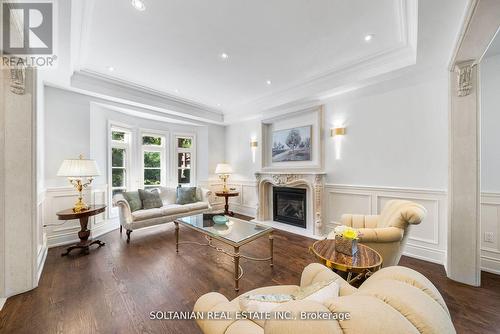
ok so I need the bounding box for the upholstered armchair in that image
[194,263,455,334]
[327,200,426,267]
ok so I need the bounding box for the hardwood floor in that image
[1,221,499,334]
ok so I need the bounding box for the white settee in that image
[113,186,213,242]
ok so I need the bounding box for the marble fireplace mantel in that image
[254,171,326,237]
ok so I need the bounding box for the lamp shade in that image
[57,158,101,177]
[215,163,233,175]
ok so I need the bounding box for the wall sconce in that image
[330,127,346,136]
[330,127,346,160]
[250,139,258,163]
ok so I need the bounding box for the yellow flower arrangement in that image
[342,227,358,240]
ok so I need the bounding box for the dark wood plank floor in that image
[1,220,499,334]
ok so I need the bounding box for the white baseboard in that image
[36,241,48,282]
[403,243,446,265]
[481,256,500,275]
[253,219,324,240]
[231,204,257,218]
[47,218,120,248]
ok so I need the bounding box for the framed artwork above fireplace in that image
[261,106,324,171]
[272,126,312,162]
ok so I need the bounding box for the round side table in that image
[215,191,239,216]
[56,204,107,256]
[310,238,382,285]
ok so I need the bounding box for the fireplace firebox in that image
[273,187,307,228]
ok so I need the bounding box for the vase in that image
[335,235,358,256]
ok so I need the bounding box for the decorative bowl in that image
[212,215,229,225]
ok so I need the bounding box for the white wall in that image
[44,86,224,188]
[223,72,449,264]
[225,119,261,180]
[43,86,225,247]
[481,54,500,192]
[480,53,500,274]
[324,74,448,189]
[227,72,449,189]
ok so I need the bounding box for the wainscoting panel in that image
[201,179,449,265]
[36,191,47,282]
[228,180,258,217]
[200,179,258,217]
[325,191,372,229]
[43,185,119,248]
[325,185,447,265]
[481,192,500,275]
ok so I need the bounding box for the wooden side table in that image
[310,238,382,285]
[215,191,239,216]
[56,205,107,256]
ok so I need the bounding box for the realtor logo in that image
[2,2,53,55]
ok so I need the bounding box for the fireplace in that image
[273,187,307,228]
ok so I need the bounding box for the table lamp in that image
[215,163,233,193]
[57,154,101,212]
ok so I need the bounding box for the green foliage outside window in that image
[112,148,125,167]
[177,138,192,148]
[144,169,161,185]
[112,131,125,141]
[144,152,161,168]
[178,168,190,184]
[112,169,125,187]
[143,136,162,146]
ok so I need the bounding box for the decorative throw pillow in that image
[239,294,294,313]
[123,191,142,212]
[138,189,163,209]
[176,186,198,205]
[292,279,340,303]
[239,294,294,327]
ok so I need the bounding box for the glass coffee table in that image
[174,214,274,292]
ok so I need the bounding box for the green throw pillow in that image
[138,189,163,209]
[123,191,142,212]
[176,187,197,205]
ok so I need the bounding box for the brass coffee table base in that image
[175,222,273,292]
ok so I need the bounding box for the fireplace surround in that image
[254,172,326,237]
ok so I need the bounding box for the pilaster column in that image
[0,65,39,299]
[448,60,480,286]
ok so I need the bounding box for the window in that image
[111,128,130,198]
[176,136,194,184]
[142,134,166,188]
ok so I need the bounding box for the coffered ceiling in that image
[75,0,418,116]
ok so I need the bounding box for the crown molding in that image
[224,0,418,117]
[44,81,222,125]
[74,0,418,122]
[71,70,224,122]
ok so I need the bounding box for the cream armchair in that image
[328,200,426,267]
[194,263,455,334]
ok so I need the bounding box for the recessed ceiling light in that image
[107,66,115,72]
[216,103,221,107]
[131,0,146,11]
[364,34,374,42]
[174,88,179,93]
[266,80,272,85]
[220,53,229,60]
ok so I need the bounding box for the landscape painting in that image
[272,126,311,162]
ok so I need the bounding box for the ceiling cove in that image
[72,0,418,120]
